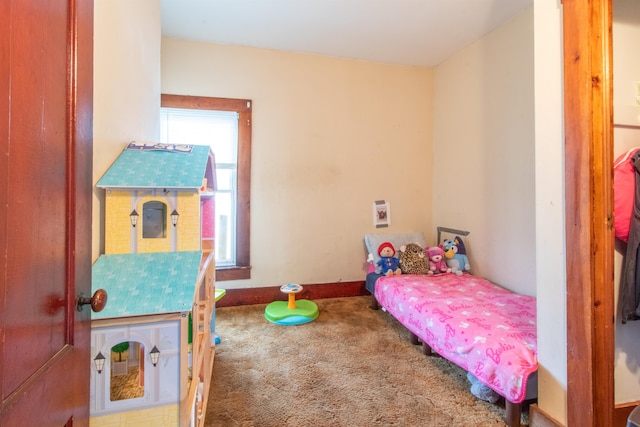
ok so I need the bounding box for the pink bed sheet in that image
[374,273,537,403]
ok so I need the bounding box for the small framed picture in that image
[373,201,390,228]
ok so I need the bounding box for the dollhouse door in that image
[0,0,94,426]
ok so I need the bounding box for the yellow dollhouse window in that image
[142,201,166,238]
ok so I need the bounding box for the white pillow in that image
[364,232,427,267]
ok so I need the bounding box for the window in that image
[110,341,144,401]
[142,201,166,239]
[160,95,251,280]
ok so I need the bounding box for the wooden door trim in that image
[563,0,615,425]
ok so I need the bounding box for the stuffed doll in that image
[376,242,402,276]
[426,246,451,274]
[399,243,431,275]
[442,236,471,275]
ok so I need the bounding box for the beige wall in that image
[92,2,579,423]
[433,8,535,297]
[613,0,640,405]
[534,1,567,424]
[161,39,434,289]
[93,0,161,260]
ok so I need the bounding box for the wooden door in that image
[0,0,94,426]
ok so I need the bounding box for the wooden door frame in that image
[563,0,615,425]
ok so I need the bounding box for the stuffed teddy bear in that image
[376,242,402,276]
[426,246,451,274]
[399,243,431,275]
[442,236,470,275]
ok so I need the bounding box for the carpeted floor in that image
[205,296,526,427]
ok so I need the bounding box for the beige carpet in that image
[205,296,526,427]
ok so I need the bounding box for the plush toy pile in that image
[369,235,471,278]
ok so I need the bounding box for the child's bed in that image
[364,229,538,427]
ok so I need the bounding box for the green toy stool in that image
[264,284,319,325]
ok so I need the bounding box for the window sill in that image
[216,266,251,281]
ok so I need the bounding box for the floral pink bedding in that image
[374,273,537,403]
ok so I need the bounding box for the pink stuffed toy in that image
[426,246,451,274]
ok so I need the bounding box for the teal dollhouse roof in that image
[97,143,213,190]
[91,251,203,319]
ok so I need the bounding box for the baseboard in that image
[615,401,640,427]
[529,404,561,427]
[216,280,369,307]
[529,402,638,427]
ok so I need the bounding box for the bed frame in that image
[370,287,537,427]
[373,294,537,427]
[366,228,537,427]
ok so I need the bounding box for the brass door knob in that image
[77,289,108,313]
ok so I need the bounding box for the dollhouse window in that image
[110,341,144,401]
[142,201,167,238]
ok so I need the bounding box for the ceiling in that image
[160,0,533,68]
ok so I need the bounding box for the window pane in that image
[160,108,238,164]
[160,107,238,267]
[215,192,234,265]
[160,94,251,280]
[215,168,234,192]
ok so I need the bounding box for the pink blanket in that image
[374,273,537,403]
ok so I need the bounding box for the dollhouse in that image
[90,142,217,427]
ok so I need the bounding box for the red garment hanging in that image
[614,147,640,242]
